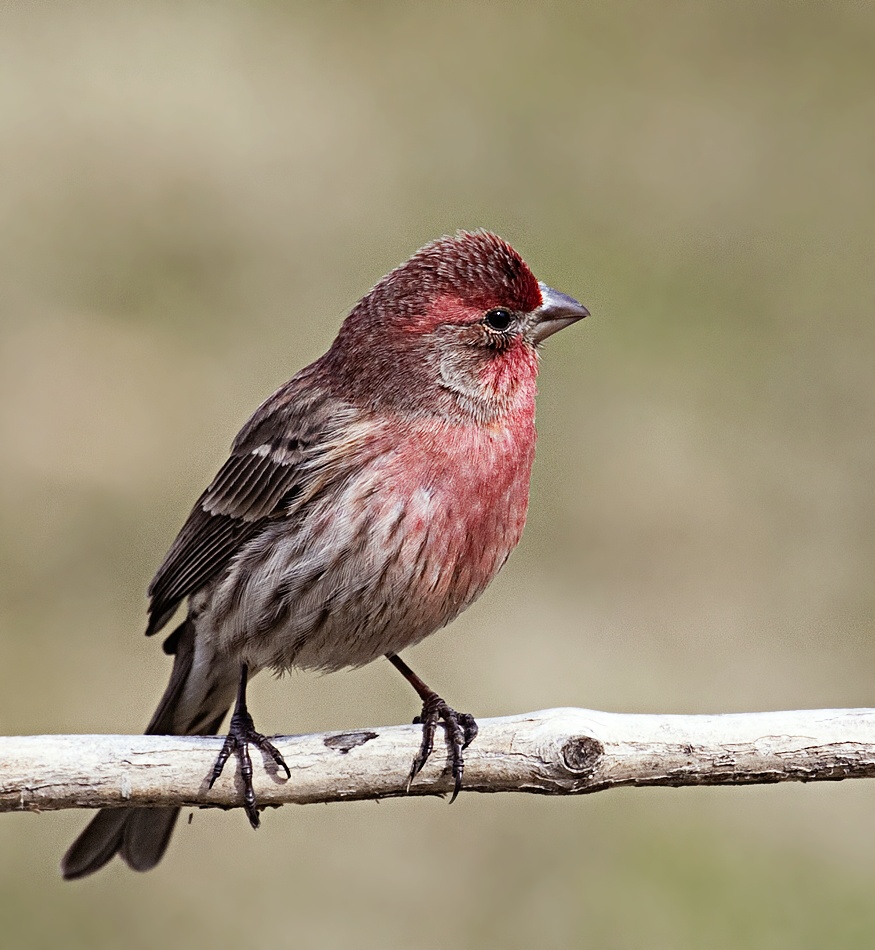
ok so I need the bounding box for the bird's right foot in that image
[208,664,290,829]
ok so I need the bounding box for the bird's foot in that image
[208,707,291,829]
[409,695,478,803]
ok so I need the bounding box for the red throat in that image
[477,338,540,405]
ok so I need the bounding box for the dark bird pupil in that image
[485,308,513,331]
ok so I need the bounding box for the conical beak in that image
[531,282,589,343]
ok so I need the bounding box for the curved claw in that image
[208,709,290,830]
[408,695,478,801]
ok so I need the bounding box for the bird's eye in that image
[483,308,513,332]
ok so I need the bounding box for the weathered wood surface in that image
[3,707,875,813]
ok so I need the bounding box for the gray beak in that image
[531,282,589,343]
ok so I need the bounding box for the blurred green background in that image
[1,1,874,947]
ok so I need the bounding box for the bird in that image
[61,229,588,879]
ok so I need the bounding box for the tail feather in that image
[119,808,181,872]
[61,809,130,880]
[61,619,240,880]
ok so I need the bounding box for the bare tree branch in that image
[3,707,875,813]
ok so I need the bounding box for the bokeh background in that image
[2,2,874,947]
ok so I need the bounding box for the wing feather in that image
[145,372,338,637]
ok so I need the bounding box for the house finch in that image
[61,230,588,879]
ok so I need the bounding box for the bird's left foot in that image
[386,653,478,801]
[410,695,478,803]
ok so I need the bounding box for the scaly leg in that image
[386,653,478,803]
[207,663,291,828]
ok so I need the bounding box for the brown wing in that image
[145,371,338,637]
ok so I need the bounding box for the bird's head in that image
[325,230,588,423]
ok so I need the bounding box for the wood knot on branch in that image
[322,731,379,754]
[561,735,604,774]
